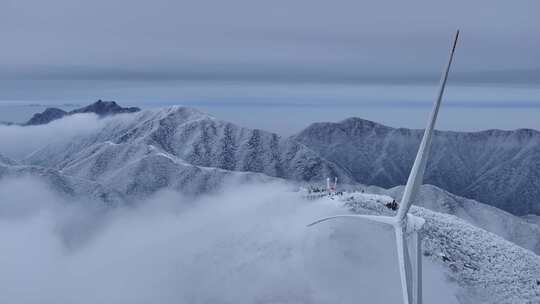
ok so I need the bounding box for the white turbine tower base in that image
[308,30,460,304]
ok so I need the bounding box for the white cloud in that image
[0,113,108,159]
[0,177,459,304]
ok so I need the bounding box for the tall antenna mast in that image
[308,30,460,304]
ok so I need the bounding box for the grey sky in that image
[1,0,539,83]
[1,0,539,134]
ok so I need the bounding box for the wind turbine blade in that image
[307,214,396,227]
[396,30,460,222]
[395,226,414,304]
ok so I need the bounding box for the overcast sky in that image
[1,0,539,83]
[1,0,539,133]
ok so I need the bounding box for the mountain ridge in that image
[6,103,540,216]
[23,106,353,190]
[24,100,141,126]
[293,116,540,215]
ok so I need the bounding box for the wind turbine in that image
[308,30,460,304]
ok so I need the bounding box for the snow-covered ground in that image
[327,191,540,303]
[369,184,540,254]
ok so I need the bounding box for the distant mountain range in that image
[8,100,540,215]
[293,117,540,216]
[3,102,539,217]
[25,100,140,125]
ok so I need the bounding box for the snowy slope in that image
[25,107,352,184]
[2,150,273,203]
[327,192,540,303]
[0,162,124,205]
[59,141,275,196]
[368,184,540,254]
[293,117,540,215]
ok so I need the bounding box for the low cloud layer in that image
[0,114,100,159]
[0,113,116,159]
[0,177,458,304]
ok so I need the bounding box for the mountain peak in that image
[144,106,214,124]
[24,100,141,126]
[70,100,140,116]
[296,117,392,141]
[162,105,207,116]
[26,107,67,126]
[339,117,391,130]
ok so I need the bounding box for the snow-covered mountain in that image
[69,100,140,116]
[1,155,273,208]
[336,192,540,303]
[367,184,540,254]
[58,141,274,197]
[293,117,540,216]
[26,108,67,125]
[0,162,124,205]
[24,107,352,186]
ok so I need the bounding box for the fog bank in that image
[0,177,458,304]
[0,114,108,159]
